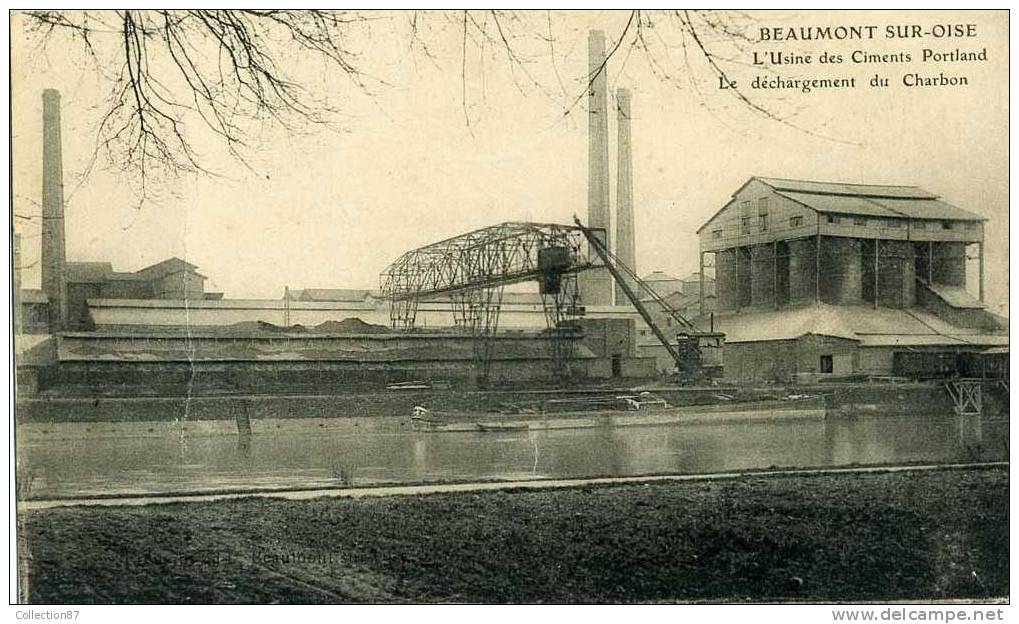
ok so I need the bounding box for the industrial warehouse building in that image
[693,177,1007,382]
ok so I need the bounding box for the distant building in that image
[640,271,682,297]
[284,288,377,304]
[65,257,220,330]
[692,176,1006,381]
[18,290,51,334]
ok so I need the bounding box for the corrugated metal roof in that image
[758,177,936,199]
[867,197,984,221]
[776,191,901,218]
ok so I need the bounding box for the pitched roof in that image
[756,177,936,199]
[680,272,715,284]
[866,197,983,221]
[777,191,902,218]
[641,271,679,283]
[65,262,113,283]
[699,176,985,232]
[135,257,199,278]
[765,177,984,220]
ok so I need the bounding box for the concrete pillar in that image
[750,244,776,308]
[41,89,68,331]
[736,247,752,308]
[932,242,966,287]
[877,240,916,308]
[579,30,613,306]
[614,88,635,306]
[820,237,862,305]
[787,239,817,303]
[715,249,738,311]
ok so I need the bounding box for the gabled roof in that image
[641,271,679,283]
[756,177,936,200]
[65,262,113,283]
[777,191,902,218]
[698,176,984,233]
[680,272,715,284]
[136,257,199,279]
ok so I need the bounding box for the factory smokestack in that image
[41,88,67,330]
[580,30,614,306]
[614,88,635,305]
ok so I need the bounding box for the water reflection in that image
[15,412,1008,500]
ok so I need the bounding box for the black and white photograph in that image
[7,8,1012,613]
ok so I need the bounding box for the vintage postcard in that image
[8,9,1010,611]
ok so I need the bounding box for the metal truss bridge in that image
[380,222,601,382]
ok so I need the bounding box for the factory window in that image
[740,200,751,215]
[712,229,723,239]
[853,217,867,226]
[913,221,926,230]
[942,221,953,230]
[819,355,834,374]
[759,214,769,231]
[758,197,770,215]
[886,219,902,229]
[789,216,804,228]
[827,214,841,224]
[741,217,751,233]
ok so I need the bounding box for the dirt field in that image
[20,466,1008,604]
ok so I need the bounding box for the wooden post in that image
[928,241,933,284]
[978,241,985,303]
[815,234,821,303]
[773,241,779,309]
[874,239,879,309]
[699,252,705,316]
[734,246,740,311]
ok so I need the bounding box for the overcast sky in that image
[11,10,1009,313]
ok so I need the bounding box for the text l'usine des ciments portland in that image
[718,22,991,94]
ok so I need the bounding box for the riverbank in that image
[19,465,1008,603]
[18,381,1002,423]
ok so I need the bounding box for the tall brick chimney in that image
[614,88,636,305]
[41,88,67,330]
[579,30,614,306]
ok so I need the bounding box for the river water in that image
[15,412,1007,500]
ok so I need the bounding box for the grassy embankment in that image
[21,466,1007,603]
